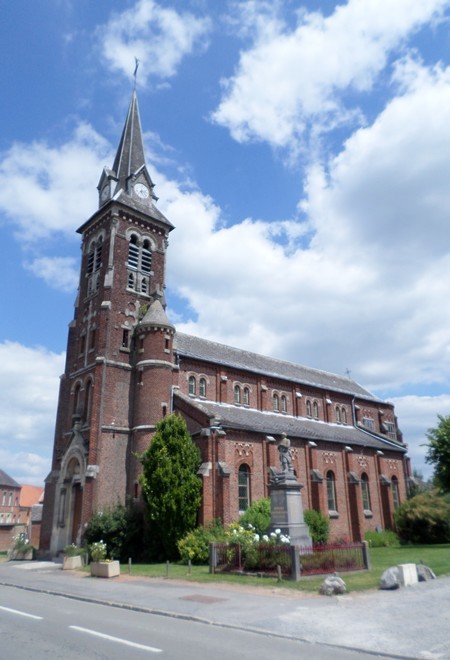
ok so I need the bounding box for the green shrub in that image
[304,509,330,544]
[238,498,271,536]
[177,520,225,565]
[364,530,399,547]
[394,491,450,544]
[84,501,145,562]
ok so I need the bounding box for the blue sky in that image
[1,0,450,484]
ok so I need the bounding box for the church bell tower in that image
[40,91,176,555]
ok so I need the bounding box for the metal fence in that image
[299,542,368,576]
[210,541,368,579]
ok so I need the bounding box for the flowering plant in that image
[89,540,107,562]
[64,543,83,557]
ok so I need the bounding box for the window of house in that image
[2,491,5,505]
[234,385,241,404]
[361,473,371,512]
[342,407,347,424]
[188,376,196,396]
[281,395,287,413]
[336,406,341,423]
[199,378,206,398]
[392,476,400,509]
[273,393,279,412]
[385,421,397,440]
[79,334,86,355]
[313,401,319,419]
[306,400,312,417]
[243,387,250,406]
[326,471,337,512]
[8,492,13,506]
[0,514,3,523]
[362,416,375,431]
[238,464,250,513]
[122,329,130,349]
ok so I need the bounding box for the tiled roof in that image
[174,392,406,453]
[174,333,382,402]
[0,469,21,489]
[19,485,44,507]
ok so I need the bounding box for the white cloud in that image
[0,342,64,485]
[0,123,111,241]
[391,394,450,480]
[212,0,449,148]
[99,0,211,85]
[24,257,79,293]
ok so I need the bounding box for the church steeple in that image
[97,90,158,208]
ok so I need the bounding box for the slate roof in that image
[175,392,406,453]
[174,333,383,403]
[0,469,20,489]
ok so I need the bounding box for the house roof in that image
[174,333,384,403]
[19,485,44,507]
[0,469,20,489]
[174,392,406,454]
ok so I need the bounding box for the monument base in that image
[270,474,312,550]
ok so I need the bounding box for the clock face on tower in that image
[101,184,110,202]
[134,182,149,199]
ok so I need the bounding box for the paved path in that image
[0,561,449,659]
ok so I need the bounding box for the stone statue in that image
[278,433,293,473]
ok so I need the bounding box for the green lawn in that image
[120,544,450,593]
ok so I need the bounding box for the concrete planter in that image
[90,560,120,578]
[63,555,83,570]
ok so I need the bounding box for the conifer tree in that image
[140,413,202,559]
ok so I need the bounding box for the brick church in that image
[40,91,411,555]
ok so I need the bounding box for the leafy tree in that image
[425,414,450,492]
[303,509,330,544]
[394,491,450,544]
[239,497,271,535]
[140,413,202,560]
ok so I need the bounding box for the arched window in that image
[234,385,241,404]
[73,383,81,418]
[238,464,250,512]
[342,407,347,424]
[127,234,139,270]
[141,277,148,293]
[336,406,341,423]
[326,471,337,512]
[188,376,196,395]
[84,380,93,423]
[313,401,319,419]
[281,395,287,413]
[95,236,102,272]
[243,387,250,406]
[141,239,152,274]
[391,476,400,509]
[361,473,371,511]
[199,378,206,397]
[306,400,312,417]
[273,393,279,412]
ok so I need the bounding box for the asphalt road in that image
[0,585,376,659]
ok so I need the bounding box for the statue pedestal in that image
[270,474,312,550]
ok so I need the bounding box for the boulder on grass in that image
[319,574,347,596]
[380,566,400,590]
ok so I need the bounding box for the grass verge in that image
[118,544,450,593]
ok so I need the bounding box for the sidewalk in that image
[0,560,449,659]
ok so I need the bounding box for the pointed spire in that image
[112,90,147,194]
